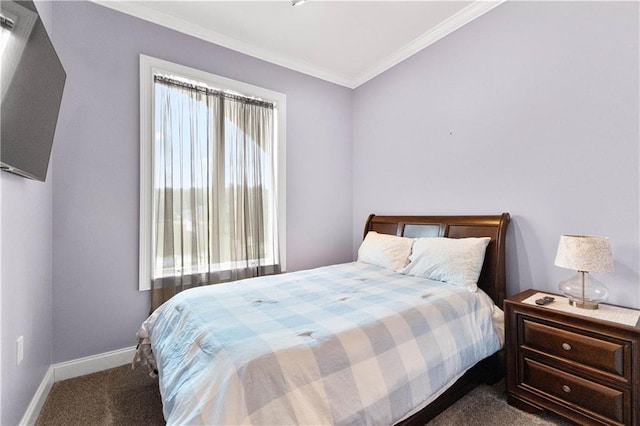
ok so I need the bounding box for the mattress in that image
[135,261,503,425]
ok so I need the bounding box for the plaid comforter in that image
[135,262,502,425]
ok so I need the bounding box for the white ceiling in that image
[94,1,504,88]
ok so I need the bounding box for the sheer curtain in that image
[151,77,280,311]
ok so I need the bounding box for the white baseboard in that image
[19,366,54,426]
[20,346,137,425]
[53,346,136,382]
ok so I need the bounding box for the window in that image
[139,55,286,295]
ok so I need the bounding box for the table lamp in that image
[554,234,613,310]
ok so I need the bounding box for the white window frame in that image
[139,54,286,291]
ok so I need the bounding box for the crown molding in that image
[90,0,354,87]
[351,1,505,88]
[90,0,503,89]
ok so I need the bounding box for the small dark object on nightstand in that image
[535,296,555,306]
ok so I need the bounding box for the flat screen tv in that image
[0,0,65,182]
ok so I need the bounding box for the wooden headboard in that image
[364,213,510,308]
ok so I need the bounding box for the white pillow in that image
[400,237,491,291]
[357,231,414,272]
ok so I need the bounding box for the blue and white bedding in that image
[135,262,503,425]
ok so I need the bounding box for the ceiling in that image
[93,1,504,88]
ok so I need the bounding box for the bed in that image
[135,213,510,425]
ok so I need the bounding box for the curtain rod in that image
[154,75,275,109]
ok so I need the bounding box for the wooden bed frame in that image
[363,213,511,425]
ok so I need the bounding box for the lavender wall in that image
[4,1,638,422]
[1,2,55,423]
[353,2,640,308]
[50,1,353,363]
[0,175,53,426]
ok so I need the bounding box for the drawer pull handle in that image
[562,343,572,351]
[562,385,571,393]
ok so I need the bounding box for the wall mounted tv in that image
[0,0,66,182]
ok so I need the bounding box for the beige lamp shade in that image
[554,235,614,273]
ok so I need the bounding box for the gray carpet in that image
[36,364,571,425]
[428,380,572,426]
[36,365,163,426]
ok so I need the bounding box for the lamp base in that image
[559,271,608,311]
[568,298,600,310]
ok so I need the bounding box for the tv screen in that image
[0,0,65,182]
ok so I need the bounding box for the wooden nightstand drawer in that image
[522,357,627,424]
[522,319,627,378]
[505,290,640,425]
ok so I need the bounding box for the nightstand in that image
[505,289,640,425]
